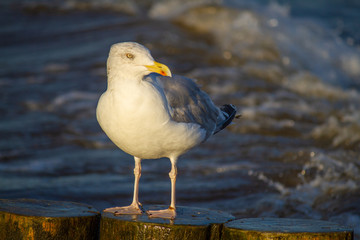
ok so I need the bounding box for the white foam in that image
[47,91,99,114]
[299,153,359,194]
[285,71,360,100]
[341,53,360,78]
[311,114,360,148]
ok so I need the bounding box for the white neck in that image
[107,58,152,90]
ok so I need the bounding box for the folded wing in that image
[144,73,236,140]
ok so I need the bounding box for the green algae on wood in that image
[222,218,354,240]
[0,198,100,240]
[100,205,235,240]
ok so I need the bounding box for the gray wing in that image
[145,73,221,139]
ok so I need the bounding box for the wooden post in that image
[221,218,354,240]
[0,198,100,240]
[1,199,354,240]
[100,205,235,240]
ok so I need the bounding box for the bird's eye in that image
[125,53,134,59]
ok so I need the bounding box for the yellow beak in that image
[145,61,172,77]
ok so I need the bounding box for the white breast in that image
[96,80,206,159]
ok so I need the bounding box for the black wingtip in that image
[214,104,237,134]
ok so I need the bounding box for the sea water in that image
[0,0,359,237]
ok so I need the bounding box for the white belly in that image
[96,83,205,159]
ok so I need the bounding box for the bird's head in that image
[107,42,172,80]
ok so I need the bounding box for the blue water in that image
[1,0,359,237]
[228,0,360,46]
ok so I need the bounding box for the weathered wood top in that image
[0,198,100,240]
[222,218,354,240]
[100,205,235,240]
[225,218,353,233]
[102,205,235,226]
[0,198,99,217]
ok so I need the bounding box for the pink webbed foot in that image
[104,203,142,215]
[147,207,176,220]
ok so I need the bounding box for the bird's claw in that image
[147,207,176,219]
[104,204,143,215]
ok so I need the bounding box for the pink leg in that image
[104,157,142,215]
[147,157,177,219]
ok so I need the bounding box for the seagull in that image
[96,42,237,219]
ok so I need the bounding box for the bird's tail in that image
[214,104,237,134]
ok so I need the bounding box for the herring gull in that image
[96,42,237,219]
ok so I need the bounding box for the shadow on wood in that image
[222,218,354,240]
[100,205,235,240]
[0,198,100,240]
